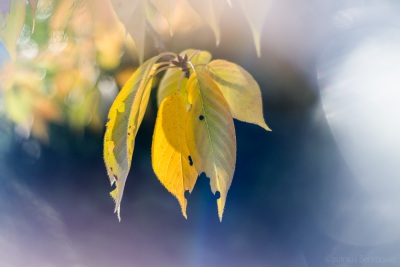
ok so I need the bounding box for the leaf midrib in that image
[196,77,223,191]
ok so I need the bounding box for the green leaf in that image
[186,70,236,221]
[104,54,166,220]
[237,0,273,57]
[0,0,26,60]
[151,92,198,218]
[157,49,212,106]
[205,59,271,131]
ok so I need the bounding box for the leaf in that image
[151,92,198,218]
[110,0,147,63]
[237,0,273,57]
[205,59,271,131]
[0,0,26,60]
[186,70,236,221]
[157,49,212,106]
[104,55,163,220]
[186,0,225,45]
[149,0,176,36]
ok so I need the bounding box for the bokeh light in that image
[317,5,400,246]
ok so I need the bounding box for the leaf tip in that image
[261,122,272,132]
[116,206,121,222]
[255,44,262,58]
[217,196,225,222]
[218,208,223,222]
[110,188,121,221]
[252,32,262,58]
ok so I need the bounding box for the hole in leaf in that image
[184,190,190,200]
[188,155,193,166]
[215,191,221,199]
[113,174,118,181]
[199,115,204,120]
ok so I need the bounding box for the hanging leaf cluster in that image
[109,0,274,62]
[103,49,270,221]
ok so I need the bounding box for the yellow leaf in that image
[186,71,236,221]
[237,0,273,57]
[157,49,212,106]
[151,92,198,218]
[104,55,162,220]
[4,86,32,124]
[0,0,26,60]
[205,59,271,131]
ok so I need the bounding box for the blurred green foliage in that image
[0,0,126,142]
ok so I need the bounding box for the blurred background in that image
[1,0,400,266]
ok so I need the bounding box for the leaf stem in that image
[187,61,196,73]
[188,50,200,61]
[177,73,185,92]
[151,65,178,78]
[157,52,178,61]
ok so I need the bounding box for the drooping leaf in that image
[104,55,163,220]
[157,49,212,106]
[110,0,147,63]
[152,92,198,218]
[186,0,226,45]
[186,70,236,221]
[205,59,271,131]
[149,0,176,36]
[0,0,26,60]
[237,0,273,57]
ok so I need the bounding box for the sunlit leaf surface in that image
[186,71,236,221]
[206,59,271,131]
[157,49,212,106]
[152,92,198,218]
[104,55,161,220]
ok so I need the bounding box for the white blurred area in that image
[317,5,400,246]
[321,29,400,194]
